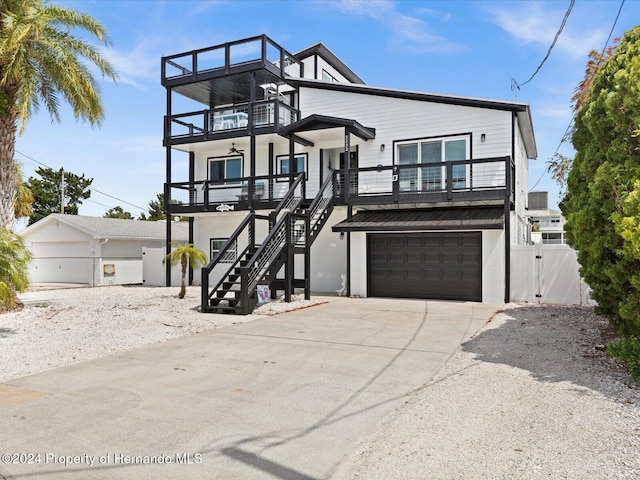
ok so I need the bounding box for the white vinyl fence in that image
[142,247,183,287]
[511,244,594,305]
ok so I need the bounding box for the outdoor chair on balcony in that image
[237,182,265,202]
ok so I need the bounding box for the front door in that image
[338,151,358,196]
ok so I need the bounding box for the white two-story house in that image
[161,35,537,314]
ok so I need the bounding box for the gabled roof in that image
[278,114,376,143]
[21,214,189,242]
[294,42,366,85]
[295,79,537,159]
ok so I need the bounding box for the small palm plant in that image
[0,227,31,310]
[162,242,208,299]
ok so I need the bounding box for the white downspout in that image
[96,238,109,286]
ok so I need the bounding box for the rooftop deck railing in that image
[161,34,303,85]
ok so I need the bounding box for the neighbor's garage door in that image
[368,232,482,301]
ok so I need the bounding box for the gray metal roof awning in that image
[332,207,505,232]
[278,114,375,146]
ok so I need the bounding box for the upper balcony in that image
[162,35,303,146]
[164,99,299,146]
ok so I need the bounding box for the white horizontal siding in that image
[513,116,531,245]
[180,87,521,204]
[300,88,513,170]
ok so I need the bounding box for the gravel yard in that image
[334,304,640,480]
[0,285,323,383]
[1,287,639,479]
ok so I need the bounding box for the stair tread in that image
[204,197,333,315]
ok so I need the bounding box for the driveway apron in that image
[0,297,497,480]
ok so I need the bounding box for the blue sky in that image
[14,0,639,227]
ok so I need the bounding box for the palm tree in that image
[162,242,208,299]
[0,0,117,229]
[0,226,30,310]
[14,163,33,221]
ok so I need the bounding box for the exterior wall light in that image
[481,133,486,142]
[380,144,385,152]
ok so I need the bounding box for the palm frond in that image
[0,0,117,131]
[162,242,208,269]
[0,227,31,307]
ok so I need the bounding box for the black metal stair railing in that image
[306,173,335,247]
[238,213,290,313]
[200,213,256,312]
[200,173,306,314]
[270,173,305,225]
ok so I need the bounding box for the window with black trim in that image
[322,69,337,82]
[209,156,243,186]
[210,238,237,263]
[276,153,307,181]
[396,136,469,192]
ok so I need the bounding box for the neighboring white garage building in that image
[21,214,188,286]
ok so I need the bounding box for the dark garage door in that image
[368,232,482,301]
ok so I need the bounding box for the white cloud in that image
[100,37,163,89]
[118,134,164,154]
[487,2,606,60]
[337,0,464,53]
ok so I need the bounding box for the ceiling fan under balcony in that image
[228,143,244,155]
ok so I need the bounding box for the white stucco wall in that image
[482,229,505,304]
[193,208,347,293]
[308,207,348,292]
[349,232,368,297]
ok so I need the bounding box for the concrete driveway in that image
[0,297,497,480]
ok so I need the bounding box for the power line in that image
[529,0,626,193]
[512,0,575,91]
[14,148,148,212]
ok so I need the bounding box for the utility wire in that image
[529,0,626,193]
[512,0,575,91]
[15,148,147,212]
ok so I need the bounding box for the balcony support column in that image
[268,142,274,202]
[248,71,256,135]
[344,127,351,204]
[249,134,256,210]
[289,134,295,186]
[346,204,352,297]
[188,151,195,286]
[165,86,173,287]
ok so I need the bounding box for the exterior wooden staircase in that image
[201,173,335,314]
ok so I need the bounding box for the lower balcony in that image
[166,156,514,214]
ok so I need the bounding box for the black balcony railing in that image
[168,173,302,212]
[336,156,512,205]
[165,100,299,144]
[167,156,513,213]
